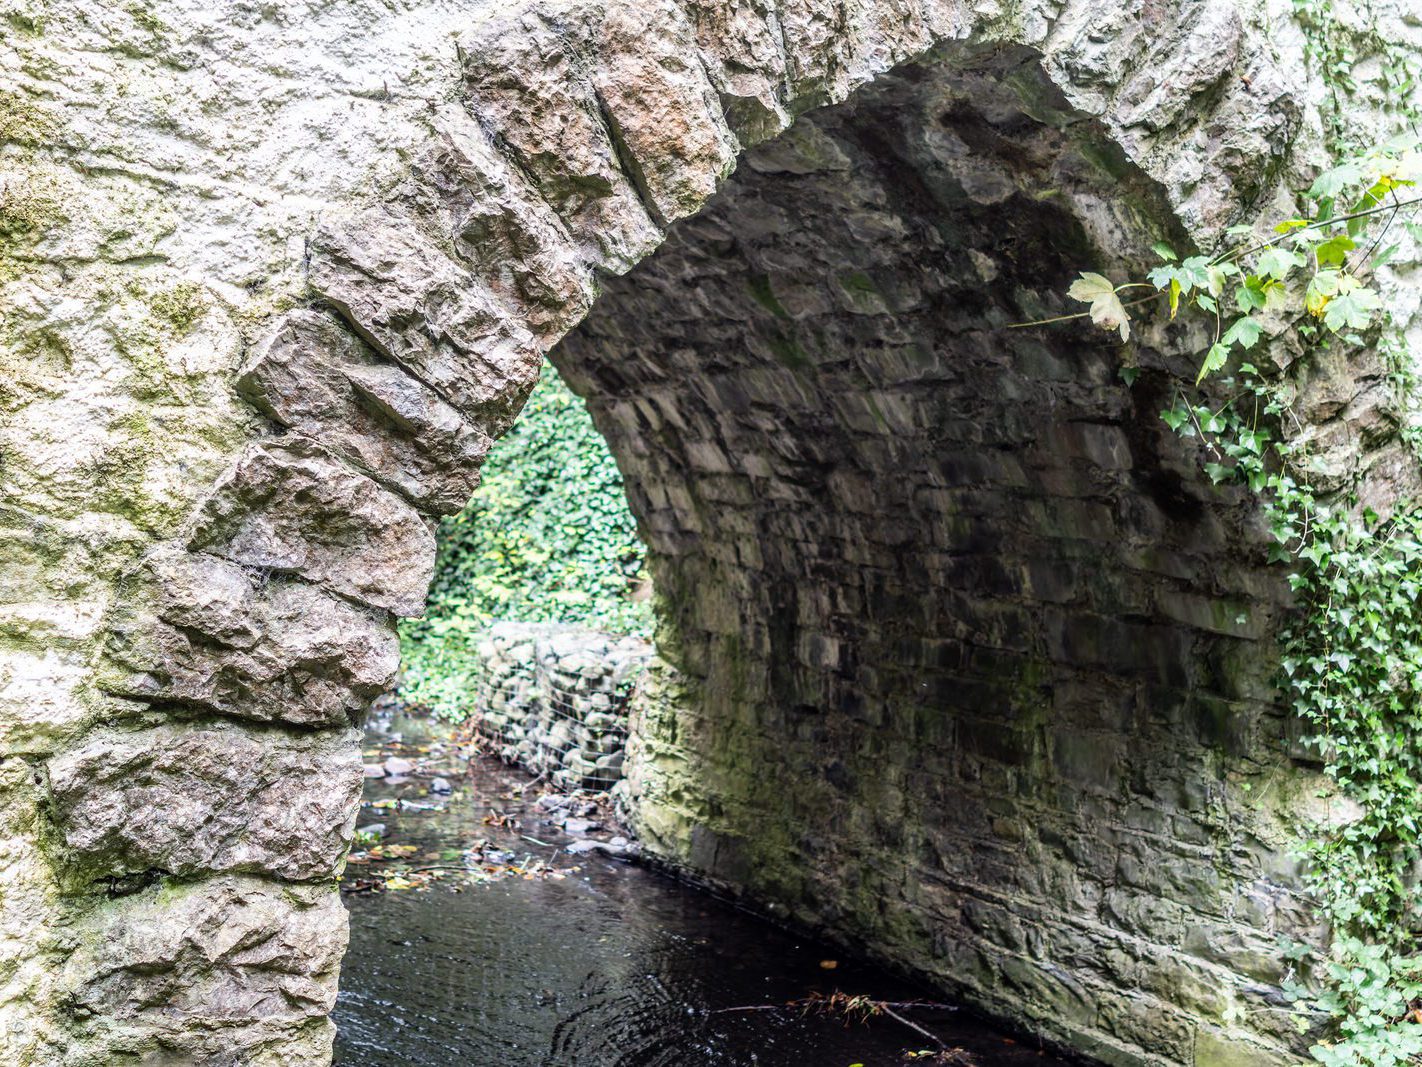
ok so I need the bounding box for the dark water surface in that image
[334,711,1078,1067]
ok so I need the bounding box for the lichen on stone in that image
[145,281,207,334]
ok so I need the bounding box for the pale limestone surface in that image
[1,0,1418,1062]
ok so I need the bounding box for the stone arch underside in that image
[5,1,1410,1065]
[554,50,1305,1067]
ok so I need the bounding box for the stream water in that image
[333,708,1080,1067]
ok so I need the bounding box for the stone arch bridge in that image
[0,1,1416,1064]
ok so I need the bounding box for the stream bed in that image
[333,707,1078,1067]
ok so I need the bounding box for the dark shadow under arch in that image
[548,42,1306,1066]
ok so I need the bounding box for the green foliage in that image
[1292,0,1422,149]
[1290,937,1422,1067]
[1159,364,1422,1066]
[398,361,650,720]
[1066,135,1420,390]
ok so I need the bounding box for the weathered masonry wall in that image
[469,622,650,790]
[1,1,1418,1064]
[555,50,1418,1067]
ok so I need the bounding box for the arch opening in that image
[546,44,1305,1066]
[12,8,1330,1065]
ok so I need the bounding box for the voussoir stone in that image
[588,0,741,224]
[188,439,434,617]
[239,309,493,514]
[309,206,543,435]
[458,5,666,269]
[100,542,400,727]
[46,723,361,882]
[57,876,346,1066]
[412,106,599,340]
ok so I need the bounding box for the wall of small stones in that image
[468,623,651,790]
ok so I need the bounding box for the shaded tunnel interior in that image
[549,45,1306,1063]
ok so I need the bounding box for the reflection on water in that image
[333,710,1081,1067]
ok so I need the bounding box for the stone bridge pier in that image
[0,1,1415,1064]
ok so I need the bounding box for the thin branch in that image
[1007,293,1162,330]
[1348,189,1403,276]
[879,1003,948,1048]
[1215,193,1422,266]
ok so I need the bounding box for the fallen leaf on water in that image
[820,960,839,970]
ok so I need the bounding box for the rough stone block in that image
[46,724,361,883]
[59,876,345,1064]
[239,310,491,513]
[310,207,542,433]
[589,0,740,223]
[102,544,399,728]
[458,5,664,268]
[188,440,434,617]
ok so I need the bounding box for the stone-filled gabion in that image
[472,623,650,791]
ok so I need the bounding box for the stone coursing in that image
[466,622,650,790]
[1,0,1417,1063]
[560,51,1345,1066]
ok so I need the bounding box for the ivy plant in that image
[1053,135,1419,390]
[398,360,651,721]
[1034,131,1422,1065]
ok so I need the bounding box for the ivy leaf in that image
[1373,242,1402,269]
[1322,285,1381,333]
[1306,270,1342,317]
[1197,342,1230,384]
[1263,278,1288,311]
[1289,227,1327,249]
[1257,246,1305,280]
[1206,261,1239,296]
[1067,272,1131,341]
[1221,316,1264,350]
[1152,241,1179,261]
[1175,256,1213,292]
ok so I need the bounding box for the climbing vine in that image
[398,360,651,721]
[1041,123,1422,1065]
[1291,0,1421,150]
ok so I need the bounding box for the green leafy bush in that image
[397,360,651,720]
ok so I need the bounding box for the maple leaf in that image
[1067,272,1131,341]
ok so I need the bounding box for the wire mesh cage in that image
[471,623,650,792]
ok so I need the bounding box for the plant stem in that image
[1007,293,1162,330]
[1215,193,1422,265]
